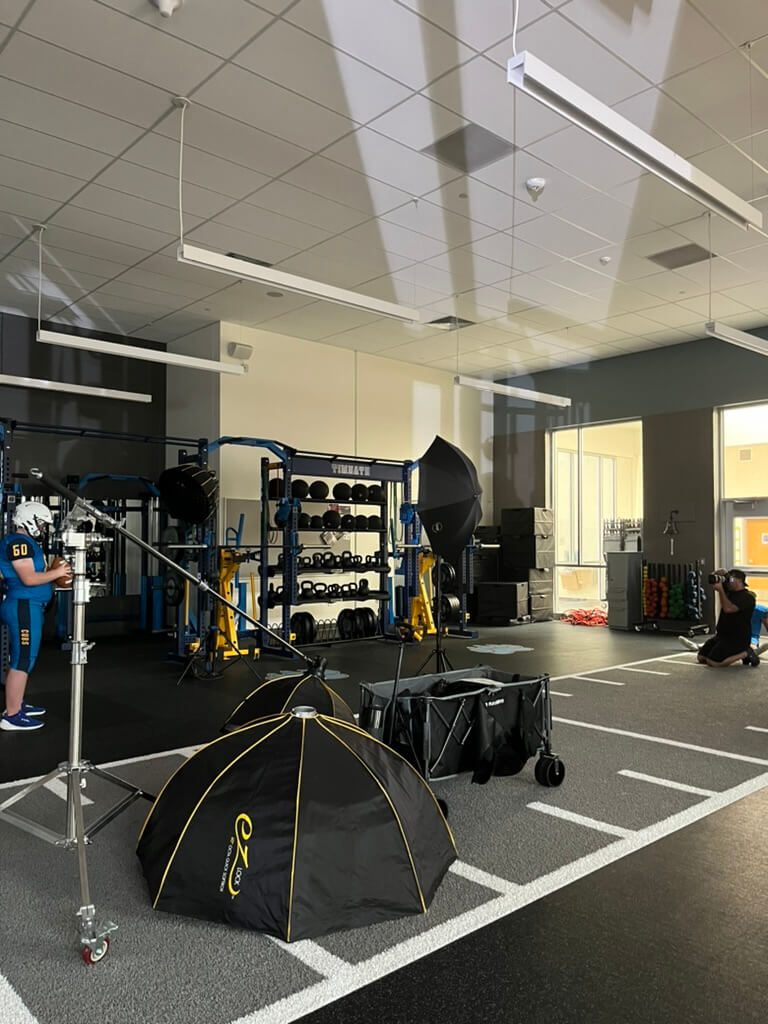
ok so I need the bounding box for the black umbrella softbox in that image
[221,672,355,732]
[417,436,482,566]
[137,709,456,941]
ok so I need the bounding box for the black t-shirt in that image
[716,587,755,648]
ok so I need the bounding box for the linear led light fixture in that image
[454,374,571,408]
[37,328,245,375]
[177,243,420,323]
[507,52,763,232]
[705,321,768,356]
[0,373,151,403]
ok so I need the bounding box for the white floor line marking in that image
[268,937,350,976]
[659,656,699,665]
[527,802,635,838]
[235,770,768,1024]
[0,745,195,791]
[617,667,670,676]
[618,770,718,797]
[43,778,93,806]
[554,717,768,766]
[0,972,37,1024]
[550,691,572,698]
[569,676,625,687]
[746,726,768,734]
[449,860,520,895]
[549,650,695,682]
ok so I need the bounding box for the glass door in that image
[721,499,768,605]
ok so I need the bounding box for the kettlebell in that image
[277,553,284,568]
[351,483,368,503]
[358,578,370,598]
[309,480,329,500]
[328,583,341,597]
[274,585,285,602]
[352,554,364,566]
[313,582,328,596]
[340,550,354,567]
[299,555,313,569]
[365,554,378,567]
[300,580,315,597]
[313,552,324,568]
[323,551,336,568]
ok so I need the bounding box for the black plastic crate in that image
[501,507,553,538]
[502,535,555,570]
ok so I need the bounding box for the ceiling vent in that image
[739,448,752,462]
[427,315,475,330]
[421,124,516,173]
[226,252,273,268]
[647,243,715,270]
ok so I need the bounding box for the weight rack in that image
[637,559,709,636]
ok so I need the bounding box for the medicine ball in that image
[298,513,311,530]
[367,484,383,502]
[333,482,351,502]
[323,509,341,530]
[291,479,309,500]
[341,514,355,531]
[310,515,324,530]
[351,483,368,503]
[309,481,329,500]
[355,514,368,531]
[367,515,381,531]
[267,477,283,499]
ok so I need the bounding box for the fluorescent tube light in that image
[508,52,763,232]
[0,373,151,403]
[177,243,420,323]
[454,374,571,407]
[705,321,768,355]
[37,329,245,375]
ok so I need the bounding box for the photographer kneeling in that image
[697,569,756,668]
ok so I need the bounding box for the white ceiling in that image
[1,0,768,375]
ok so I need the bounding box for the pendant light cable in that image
[36,224,46,333]
[512,0,520,57]
[174,97,190,248]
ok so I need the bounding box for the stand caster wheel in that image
[81,937,110,965]
[535,755,565,788]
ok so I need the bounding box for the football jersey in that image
[0,532,53,603]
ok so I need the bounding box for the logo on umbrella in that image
[221,813,252,898]
[433,522,443,532]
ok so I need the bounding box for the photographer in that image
[696,569,756,668]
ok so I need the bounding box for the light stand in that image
[0,529,152,964]
[417,554,454,675]
[0,469,326,964]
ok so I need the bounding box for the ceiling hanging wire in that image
[707,211,713,323]
[173,96,190,249]
[511,0,520,57]
[746,41,756,203]
[36,223,46,334]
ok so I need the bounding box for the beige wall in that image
[218,323,492,517]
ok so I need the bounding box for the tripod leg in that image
[71,768,116,964]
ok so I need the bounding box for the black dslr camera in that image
[708,572,727,585]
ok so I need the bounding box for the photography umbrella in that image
[221,672,355,732]
[416,436,482,673]
[137,708,456,941]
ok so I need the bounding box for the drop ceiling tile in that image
[728,242,768,275]
[719,282,768,310]
[419,300,501,325]
[557,322,632,345]
[246,181,368,234]
[531,260,615,297]
[368,95,467,152]
[504,274,591,312]
[324,318,443,353]
[678,293,753,318]
[382,199,494,247]
[0,232,21,257]
[322,128,461,196]
[488,14,648,104]
[0,34,168,126]
[283,156,412,217]
[595,282,666,314]
[0,0,27,24]
[4,254,106,293]
[557,194,663,244]
[109,266,224,301]
[471,232,560,272]
[187,220,298,265]
[256,302,379,341]
[123,134,269,201]
[215,201,331,250]
[85,277,199,310]
[513,307,582,331]
[474,150,603,216]
[612,88,722,158]
[690,0,768,45]
[398,0,550,51]
[382,335,471,364]
[30,226,151,268]
[88,287,188,317]
[357,273,445,308]
[674,255,764,291]
[599,312,677,336]
[668,212,765,259]
[637,271,706,302]
[526,126,643,191]
[342,220,448,262]
[717,311,768,331]
[691,144,765,200]
[606,335,660,353]
[453,285,529,316]
[194,64,353,151]
[252,0,293,12]
[512,215,609,259]
[155,107,310,180]
[278,241,411,284]
[641,303,702,328]
[71,184,194,237]
[285,0,473,90]
[424,247,515,286]
[96,162,235,220]
[0,155,83,202]
[0,120,112,182]
[424,177,540,230]
[642,328,701,347]
[428,57,567,148]
[0,184,61,223]
[236,20,411,123]
[98,0,272,59]
[22,0,221,93]
[52,204,176,253]
[662,49,768,141]
[561,0,729,85]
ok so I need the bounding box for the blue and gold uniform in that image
[0,532,53,673]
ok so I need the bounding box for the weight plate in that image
[354,608,368,638]
[164,573,184,607]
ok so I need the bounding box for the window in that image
[550,421,643,612]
